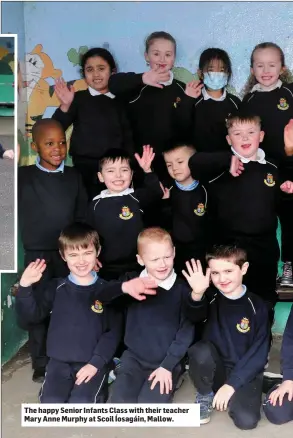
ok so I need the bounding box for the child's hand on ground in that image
[75,364,98,385]
[230,155,244,177]
[280,180,293,194]
[149,367,172,394]
[284,119,293,156]
[269,380,293,406]
[160,183,170,199]
[142,67,170,89]
[213,384,235,411]
[135,145,155,173]
[3,149,15,160]
[54,77,75,112]
[94,258,103,272]
[185,80,203,99]
[122,277,157,300]
[20,259,47,287]
[182,259,210,301]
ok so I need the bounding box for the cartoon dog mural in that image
[23,44,86,138]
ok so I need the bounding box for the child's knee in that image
[230,409,260,430]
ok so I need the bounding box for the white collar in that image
[159,70,174,86]
[88,86,115,99]
[202,87,227,101]
[231,146,266,164]
[92,187,134,200]
[139,268,177,290]
[251,79,282,93]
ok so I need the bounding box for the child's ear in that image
[241,262,249,276]
[97,247,101,258]
[226,135,232,146]
[197,69,203,80]
[144,52,150,65]
[259,131,265,143]
[31,142,38,153]
[250,67,255,76]
[136,254,144,267]
[97,172,104,183]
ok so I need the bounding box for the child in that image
[15,222,157,403]
[263,305,293,424]
[184,246,270,428]
[88,146,163,280]
[188,112,293,313]
[52,47,133,198]
[242,42,293,287]
[18,118,88,382]
[175,48,241,152]
[104,227,195,403]
[161,143,208,273]
[108,31,187,183]
[0,143,14,160]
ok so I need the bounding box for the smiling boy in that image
[183,245,270,428]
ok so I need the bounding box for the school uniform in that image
[189,149,280,308]
[18,159,88,373]
[175,87,241,152]
[52,87,134,198]
[16,273,122,403]
[161,180,208,273]
[263,305,293,424]
[185,286,270,430]
[87,173,163,280]
[108,71,187,183]
[242,81,293,270]
[105,270,195,403]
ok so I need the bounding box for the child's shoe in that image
[280,262,293,287]
[195,391,214,424]
[32,367,45,383]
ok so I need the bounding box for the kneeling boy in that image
[106,227,195,403]
[15,223,155,403]
[183,245,270,429]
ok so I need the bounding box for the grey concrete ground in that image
[2,339,292,438]
[0,117,15,270]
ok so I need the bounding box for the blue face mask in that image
[203,72,228,90]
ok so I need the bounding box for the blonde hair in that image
[242,42,293,96]
[137,227,173,254]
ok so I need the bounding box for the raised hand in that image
[20,259,47,287]
[230,155,245,177]
[54,77,75,111]
[122,277,157,301]
[280,180,293,194]
[142,67,170,89]
[182,259,210,300]
[135,145,155,173]
[284,119,293,156]
[185,80,204,99]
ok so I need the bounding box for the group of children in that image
[15,30,293,428]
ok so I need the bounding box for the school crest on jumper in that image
[277,98,289,111]
[119,206,133,220]
[264,173,275,187]
[91,300,103,314]
[236,317,250,333]
[173,97,181,108]
[194,203,205,216]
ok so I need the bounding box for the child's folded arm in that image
[108,72,144,101]
[281,306,293,381]
[134,172,164,209]
[15,279,58,327]
[189,151,232,183]
[88,307,123,370]
[226,304,270,391]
